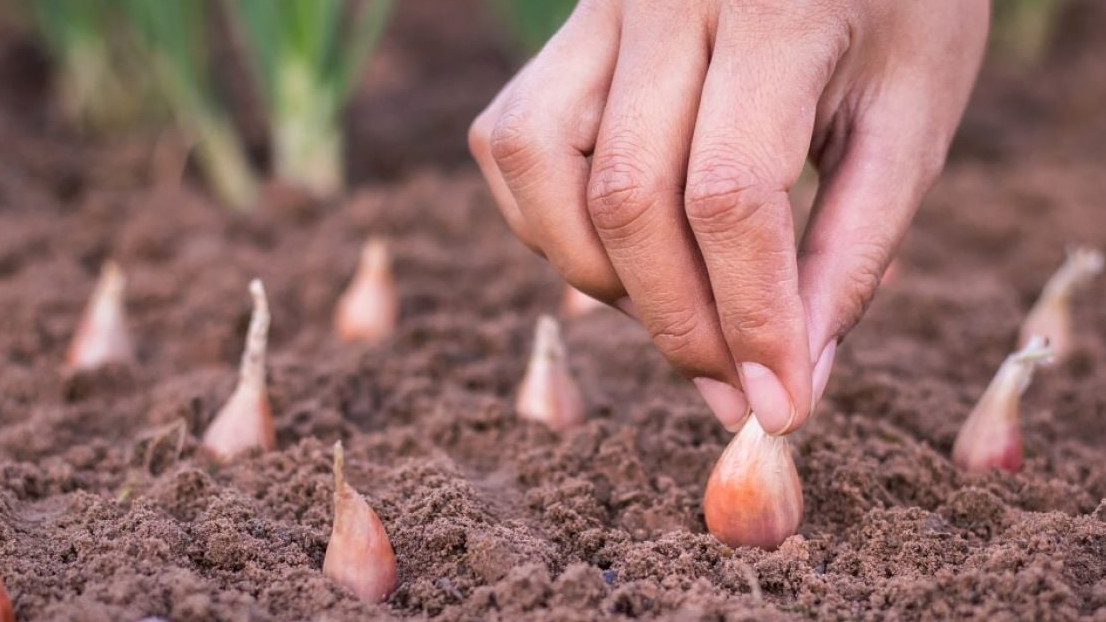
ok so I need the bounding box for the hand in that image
[470,0,989,434]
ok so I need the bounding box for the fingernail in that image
[693,377,750,432]
[615,297,639,321]
[810,340,837,412]
[739,362,795,436]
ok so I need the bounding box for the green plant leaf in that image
[123,0,257,210]
[228,0,395,196]
[493,0,576,55]
[333,0,395,102]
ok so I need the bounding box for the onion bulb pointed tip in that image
[1019,246,1103,361]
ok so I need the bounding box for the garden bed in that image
[1,1,1105,620]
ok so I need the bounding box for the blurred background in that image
[0,0,1101,215]
[0,0,579,211]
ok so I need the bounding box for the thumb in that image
[798,96,951,409]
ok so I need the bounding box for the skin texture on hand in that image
[470,0,990,435]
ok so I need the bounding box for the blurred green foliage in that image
[991,0,1066,63]
[490,0,1065,65]
[230,0,392,107]
[16,0,396,208]
[492,0,576,55]
[13,0,1074,211]
[123,0,258,210]
[28,0,156,130]
[229,0,395,197]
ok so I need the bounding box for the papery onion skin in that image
[704,416,803,550]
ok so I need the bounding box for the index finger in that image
[684,8,846,435]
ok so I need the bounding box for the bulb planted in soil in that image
[1019,246,1103,361]
[202,279,276,461]
[516,315,584,430]
[952,336,1052,473]
[0,575,11,622]
[704,416,803,550]
[66,261,133,370]
[323,441,397,605]
[561,284,605,318]
[334,238,398,343]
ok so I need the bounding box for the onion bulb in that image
[202,279,276,461]
[66,261,133,370]
[334,238,398,343]
[703,416,803,550]
[0,574,12,622]
[323,441,397,604]
[515,315,585,430]
[952,335,1052,473]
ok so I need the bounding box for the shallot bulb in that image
[201,279,276,461]
[1019,247,1103,361]
[704,416,803,550]
[560,284,605,318]
[323,441,398,605]
[334,238,398,343]
[516,315,584,430]
[66,261,133,370]
[952,336,1052,473]
[0,575,12,622]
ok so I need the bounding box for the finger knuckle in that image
[467,113,493,161]
[685,160,779,234]
[489,107,540,177]
[587,147,659,241]
[719,307,774,343]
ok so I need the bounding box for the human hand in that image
[470,0,990,434]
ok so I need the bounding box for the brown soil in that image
[2,1,1106,621]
